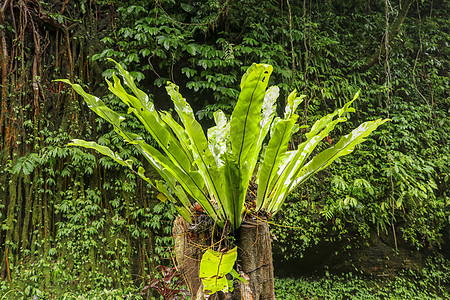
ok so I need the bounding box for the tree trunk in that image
[237,219,275,300]
[173,216,276,300]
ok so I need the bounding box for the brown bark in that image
[0,0,10,140]
[173,216,276,300]
[173,216,210,299]
[237,219,275,300]
[0,0,158,288]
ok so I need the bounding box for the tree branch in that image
[359,0,414,72]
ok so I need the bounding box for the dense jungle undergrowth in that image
[0,0,449,299]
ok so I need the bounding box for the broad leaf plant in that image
[60,59,387,294]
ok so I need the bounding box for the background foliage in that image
[0,0,448,298]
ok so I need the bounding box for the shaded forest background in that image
[0,0,449,297]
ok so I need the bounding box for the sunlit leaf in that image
[199,247,237,295]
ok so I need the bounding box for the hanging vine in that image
[0,1,167,296]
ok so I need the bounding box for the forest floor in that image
[275,274,450,299]
[2,273,449,299]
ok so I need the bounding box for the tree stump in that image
[173,216,276,300]
[237,219,275,300]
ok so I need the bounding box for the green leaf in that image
[55,79,125,129]
[176,206,193,224]
[155,180,176,203]
[132,138,219,223]
[257,115,298,210]
[12,153,41,175]
[184,43,197,56]
[220,153,245,228]
[104,66,214,218]
[268,118,388,213]
[224,63,273,227]
[61,60,387,232]
[61,65,221,225]
[207,110,230,168]
[174,185,192,209]
[199,247,238,295]
[107,58,149,106]
[230,63,273,167]
[160,111,194,163]
[256,90,304,209]
[266,113,351,212]
[69,139,154,186]
[106,73,194,173]
[69,140,133,169]
[263,92,385,213]
[180,3,194,12]
[248,85,279,179]
[166,82,227,222]
[284,90,305,118]
[292,118,389,190]
[229,269,248,283]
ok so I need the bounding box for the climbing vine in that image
[0,1,172,297]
